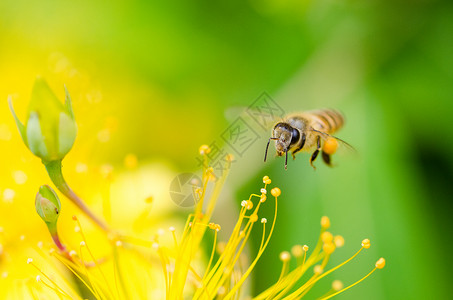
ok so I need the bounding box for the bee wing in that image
[310,128,357,155]
[224,105,285,133]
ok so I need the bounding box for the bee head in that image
[272,122,299,154]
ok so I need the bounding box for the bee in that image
[264,109,352,169]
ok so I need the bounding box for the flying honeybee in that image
[264,109,352,169]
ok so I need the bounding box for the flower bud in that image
[35,185,61,225]
[9,77,77,162]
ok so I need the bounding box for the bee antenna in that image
[264,138,278,162]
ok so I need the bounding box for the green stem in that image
[47,224,66,252]
[44,160,110,233]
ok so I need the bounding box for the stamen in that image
[270,188,281,197]
[361,239,371,249]
[332,280,343,291]
[334,235,344,247]
[321,216,330,229]
[321,232,333,243]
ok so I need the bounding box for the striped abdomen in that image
[309,109,344,134]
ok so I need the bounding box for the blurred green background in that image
[1,0,453,299]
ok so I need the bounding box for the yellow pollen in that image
[321,231,333,243]
[303,245,309,251]
[215,224,221,231]
[239,231,246,238]
[334,235,345,247]
[250,214,258,223]
[271,187,281,197]
[322,137,339,155]
[279,251,291,262]
[332,280,343,291]
[321,216,330,229]
[261,188,267,194]
[80,241,86,247]
[199,144,211,155]
[27,258,33,264]
[375,258,386,269]
[72,215,78,221]
[361,239,371,249]
[265,179,272,185]
[323,242,336,255]
[261,218,267,224]
[291,245,303,257]
[169,226,176,232]
[262,176,269,183]
[69,250,76,257]
[260,194,267,202]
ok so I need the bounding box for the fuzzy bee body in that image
[264,109,349,169]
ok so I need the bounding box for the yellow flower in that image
[22,144,385,299]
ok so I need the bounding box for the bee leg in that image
[309,136,321,170]
[285,150,288,170]
[322,151,332,167]
[291,133,306,160]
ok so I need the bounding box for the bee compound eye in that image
[291,128,300,145]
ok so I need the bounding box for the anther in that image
[271,187,281,197]
[291,245,303,257]
[27,258,33,264]
[321,231,333,243]
[250,214,258,223]
[199,145,211,155]
[260,194,267,203]
[279,251,291,262]
[332,280,343,291]
[375,258,385,269]
[321,216,330,229]
[334,235,345,247]
[361,239,371,249]
[225,154,234,162]
[80,241,86,247]
[246,200,253,210]
[261,188,267,194]
[314,265,323,274]
[262,176,269,183]
[261,218,267,224]
[323,242,335,255]
[303,245,309,251]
